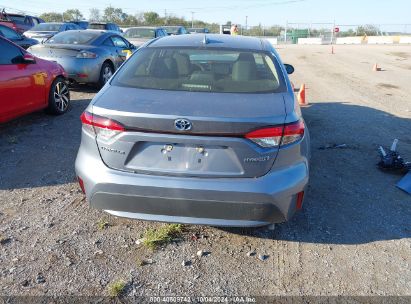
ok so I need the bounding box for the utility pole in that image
[191,11,194,28]
[164,9,167,24]
[285,20,288,44]
[245,16,248,35]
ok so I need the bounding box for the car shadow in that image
[69,84,100,94]
[222,102,411,244]
[0,98,91,190]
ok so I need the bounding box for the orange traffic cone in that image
[373,63,381,72]
[297,84,307,106]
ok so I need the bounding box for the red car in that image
[0,36,70,123]
[0,10,45,34]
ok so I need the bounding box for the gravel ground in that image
[0,44,410,298]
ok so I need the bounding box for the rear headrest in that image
[232,61,257,81]
[237,52,255,62]
[152,57,178,78]
[174,53,191,76]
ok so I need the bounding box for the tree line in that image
[39,6,220,31]
[38,7,384,37]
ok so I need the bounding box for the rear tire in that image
[47,77,70,115]
[98,61,114,88]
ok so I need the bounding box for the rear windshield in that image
[112,48,286,93]
[89,24,107,30]
[124,28,155,39]
[46,31,99,44]
[8,15,26,24]
[31,23,62,31]
[164,27,180,35]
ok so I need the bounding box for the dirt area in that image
[0,44,410,298]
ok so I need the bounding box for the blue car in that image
[0,24,38,49]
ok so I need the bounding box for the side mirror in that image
[22,53,36,64]
[129,43,136,50]
[284,64,295,75]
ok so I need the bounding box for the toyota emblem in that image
[174,118,192,131]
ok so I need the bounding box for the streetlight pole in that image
[191,11,194,28]
[245,16,248,35]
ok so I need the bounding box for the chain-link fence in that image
[239,22,411,44]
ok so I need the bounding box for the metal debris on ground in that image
[377,139,409,172]
[377,139,411,195]
[246,250,256,257]
[258,254,268,261]
[181,260,191,266]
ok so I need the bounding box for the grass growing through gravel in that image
[107,280,127,297]
[96,217,110,230]
[142,224,183,250]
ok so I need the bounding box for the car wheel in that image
[98,62,114,88]
[47,77,70,115]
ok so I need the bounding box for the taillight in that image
[282,120,305,146]
[76,50,98,58]
[80,111,125,140]
[77,176,86,194]
[245,126,283,148]
[245,120,305,148]
[296,191,304,210]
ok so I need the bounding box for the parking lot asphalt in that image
[0,44,410,297]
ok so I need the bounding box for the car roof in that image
[40,22,64,25]
[147,34,268,51]
[164,25,184,28]
[90,22,113,25]
[126,26,161,30]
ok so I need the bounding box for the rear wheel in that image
[47,77,70,115]
[98,62,114,88]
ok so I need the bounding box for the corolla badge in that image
[174,118,192,131]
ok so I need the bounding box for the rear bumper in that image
[75,137,309,227]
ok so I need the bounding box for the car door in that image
[0,38,47,121]
[110,35,130,67]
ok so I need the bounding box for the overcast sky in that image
[2,0,411,27]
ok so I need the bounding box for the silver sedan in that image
[28,30,135,87]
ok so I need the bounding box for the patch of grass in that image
[107,280,127,297]
[142,224,183,250]
[96,217,110,230]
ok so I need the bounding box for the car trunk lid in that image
[91,86,287,178]
[29,44,89,58]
